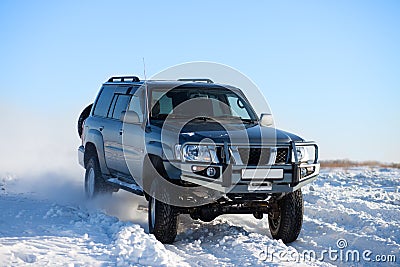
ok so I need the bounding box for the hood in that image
[155,120,304,145]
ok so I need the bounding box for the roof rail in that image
[178,78,214,84]
[107,76,140,82]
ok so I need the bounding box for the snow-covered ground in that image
[0,167,399,266]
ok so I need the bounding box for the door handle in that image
[119,129,123,135]
[99,126,104,131]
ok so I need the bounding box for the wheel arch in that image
[83,129,110,175]
[142,153,170,200]
[84,142,97,167]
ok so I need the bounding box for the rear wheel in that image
[85,156,112,198]
[148,181,178,244]
[268,189,304,243]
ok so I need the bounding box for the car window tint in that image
[107,95,118,118]
[227,95,251,119]
[93,87,115,117]
[112,95,131,120]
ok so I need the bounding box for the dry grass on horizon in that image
[320,159,400,169]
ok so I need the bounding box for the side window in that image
[227,96,251,119]
[107,95,118,117]
[111,95,131,120]
[128,95,144,122]
[152,91,173,116]
[93,87,115,117]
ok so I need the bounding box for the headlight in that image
[182,145,212,162]
[296,147,308,162]
[292,146,315,163]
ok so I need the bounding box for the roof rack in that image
[107,76,140,82]
[178,78,214,84]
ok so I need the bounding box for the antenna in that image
[142,58,150,127]
[142,57,147,81]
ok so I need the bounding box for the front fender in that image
[146,141,163,158]
[85,129,110,175]
[145,140,182,180]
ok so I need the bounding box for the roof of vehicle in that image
[102,76,241,92]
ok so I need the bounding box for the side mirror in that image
[259,113,274,127]
[121,111,140,124]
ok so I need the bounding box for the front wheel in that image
[268,189,304,243]
[148,182,178,244]
[84,156,112,198]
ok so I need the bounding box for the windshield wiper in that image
[240,118,257,124]
[191,116,212,121]
[191,115,256,124]
[214,115,241,120]
[151,114,192,120]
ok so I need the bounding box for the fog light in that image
[192,165,206,172]
[206,167,216,177]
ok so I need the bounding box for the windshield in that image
[149,87,257,122]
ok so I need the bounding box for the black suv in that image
[78,76,319,244]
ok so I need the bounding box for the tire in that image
[268,189,304,243]
[148,181,178,244]
[78,104,93,138]
[84,156,112,198]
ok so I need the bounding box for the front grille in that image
[237,147,289,166]
[276,148,289,164]
[215,146,289,165]
[238,147,271,166]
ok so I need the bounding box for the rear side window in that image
[93,87,115,117]
[111,95,131,120]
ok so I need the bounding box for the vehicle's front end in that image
[173,140,319,195]
[146,82,320,196]
[144,82,320,243]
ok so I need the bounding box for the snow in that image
[0,167,399,266]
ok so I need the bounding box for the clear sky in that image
[1,0,399,163]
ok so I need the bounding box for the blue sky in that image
[1,0,399,162]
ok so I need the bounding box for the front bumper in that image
[178,162,319,193]
[170,141,319,194]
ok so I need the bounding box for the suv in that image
[78,76,319,244]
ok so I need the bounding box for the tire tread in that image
[268,190,304,243]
